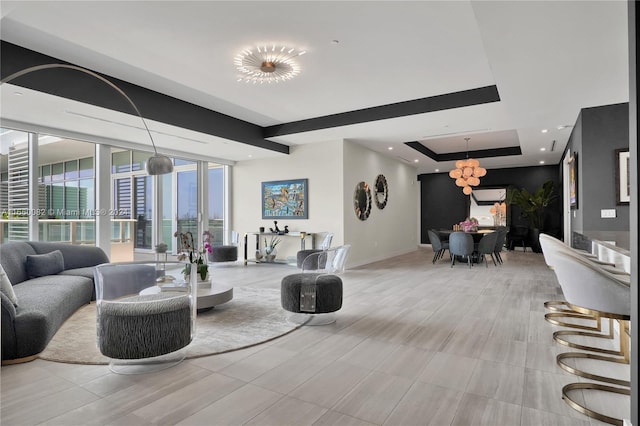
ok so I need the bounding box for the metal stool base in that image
[562,382,630,426]
[557,352,630,387]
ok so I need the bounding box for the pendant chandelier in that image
[448,137,487,195]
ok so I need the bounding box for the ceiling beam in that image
[1,41,289,154]
[405,141,521,161]
[264,86,501,138]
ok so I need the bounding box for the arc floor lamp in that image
[1,63,174,175]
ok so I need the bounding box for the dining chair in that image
[493,226,508,264]
[475,232,499,267]
[427,229,449,264]
[508,225,528,251]
[449,232,474,268]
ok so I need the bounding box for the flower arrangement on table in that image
[459,217,479,233]
[174,230,213,280]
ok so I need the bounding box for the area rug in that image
[39,287,304,365]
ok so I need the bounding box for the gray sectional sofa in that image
[0,241,109,364]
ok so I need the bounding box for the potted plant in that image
[263,236,281,262]
[506,180,557,252]
[174,230,212,281]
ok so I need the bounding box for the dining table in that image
[438,229,495,243]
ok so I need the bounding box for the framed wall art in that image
[615,149,630,205]
[261,179,308,219]
[568,152,578,209]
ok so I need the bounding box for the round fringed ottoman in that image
[281,273,342,325]
[208,246,238,262]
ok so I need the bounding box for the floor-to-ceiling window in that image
[0,128,30,242]
[208,164,224,246]
[1,128,228,257]
[38,136,96,243]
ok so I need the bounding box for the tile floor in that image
[0,248,631,425]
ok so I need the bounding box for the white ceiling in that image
[0,1,630,174]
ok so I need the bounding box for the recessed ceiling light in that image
[540,147,546,151]
[414,159,419,163]
[541,129,548,133]
[331,40,339,45]
[248,154,253,158]
[539,160,545,164]
[13,91,23,96]
[557,124,571,130]
[388,147,393,151]
[435,169,439,172]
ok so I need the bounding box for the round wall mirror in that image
[374,174,388,209]
[354,181,372,221]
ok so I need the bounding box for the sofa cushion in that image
[10,275,93,358]
[27,242,109,270]
[59,267,100,300]
[26,250,65,279]
[0,265,18,307]
[0,242,37,285]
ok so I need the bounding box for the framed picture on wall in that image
[261,179,308,219]
[568,153,578,209]
[615,149,630,205]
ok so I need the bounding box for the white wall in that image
[233,141,344,261]
[232,139,419,267]
[343,140,419,267]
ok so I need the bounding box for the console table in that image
[244,231,315,265]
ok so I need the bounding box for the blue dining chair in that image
[449,232,474,268]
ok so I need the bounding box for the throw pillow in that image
[26,250,65,279]
[0,264,18,307]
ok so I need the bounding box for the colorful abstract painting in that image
[262,179,308,219]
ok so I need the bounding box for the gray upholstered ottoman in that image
[296,249,321,268]
[281,273,342,314]
[209,246,238,262]
[97,293,192,360]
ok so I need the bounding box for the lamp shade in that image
[147,154,174,175]
[463,186,472,195]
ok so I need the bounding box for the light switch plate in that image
[601,209,617,218]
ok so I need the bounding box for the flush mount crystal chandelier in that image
[448,137,487,195]
[234,44,306,84]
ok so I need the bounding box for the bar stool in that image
[549,250,630,425]
[539,234,600,331]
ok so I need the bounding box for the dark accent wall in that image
[418,165,562,244]
[565,102,630,248]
